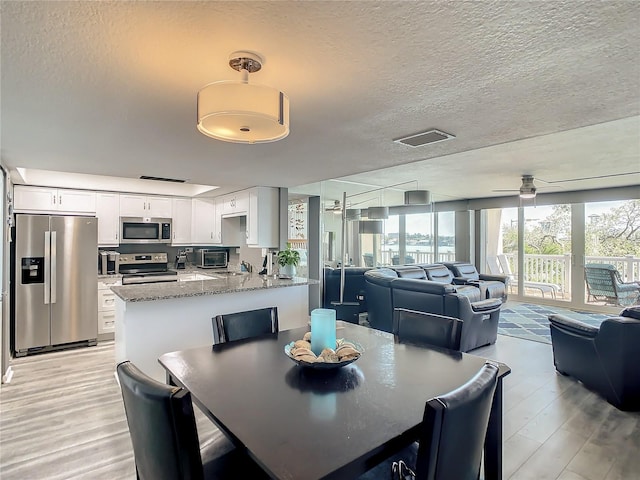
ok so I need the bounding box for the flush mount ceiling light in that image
[197,51,290,144]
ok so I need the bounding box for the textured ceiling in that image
[1,1,639,201]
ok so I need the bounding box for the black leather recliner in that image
[549,307,640,411]
[418,263,483,301]
[365,268,502,352]
[444,262,509,302]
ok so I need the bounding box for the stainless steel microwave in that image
[198,249,228,269]
[120,217,172,244]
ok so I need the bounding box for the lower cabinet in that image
[98,279,120,337]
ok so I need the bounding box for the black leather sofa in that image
[549,307,640,411]
[365,267,502,352]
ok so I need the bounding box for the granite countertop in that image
[111,273,318,303]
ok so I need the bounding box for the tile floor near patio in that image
[1,334,639,479]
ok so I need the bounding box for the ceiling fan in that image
[492,175,543,198]
[325,200,344,214]
[493,172,639,199]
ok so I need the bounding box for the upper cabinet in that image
[14,186,96,214]
[191,198,219,245]
[220,191,249,217]
[246,187,279,248]
[119,194,172,218]
[171,198,192,245]
[96,192,120,246]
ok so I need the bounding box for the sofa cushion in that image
[422,264,455,284]
[391,265,427,279]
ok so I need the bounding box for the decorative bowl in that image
[284,339,363,369]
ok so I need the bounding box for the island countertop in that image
[111,273,318,303]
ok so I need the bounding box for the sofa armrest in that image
[452,277,471,285]
[478,274,509,284]
[549,314,599,338]
[470,298,502,312]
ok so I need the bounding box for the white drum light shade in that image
[197,81,289,144]
[359,220,384,234]
[404,190,432,205]
[366,206,389,219]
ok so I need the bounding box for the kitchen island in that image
[112,273,317,381]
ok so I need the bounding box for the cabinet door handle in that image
[52,194,56,205]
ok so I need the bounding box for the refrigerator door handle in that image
[51,231,57,304]
[44,230,51,305]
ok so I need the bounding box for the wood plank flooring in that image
[1,335,639,479]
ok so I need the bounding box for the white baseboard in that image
[2,366,14,384]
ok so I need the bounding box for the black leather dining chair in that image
[393,308,463,351]
[358,362,499,480]
[116,361,268,480]
[212,306,279,344]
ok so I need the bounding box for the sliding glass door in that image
[483,200,639,311]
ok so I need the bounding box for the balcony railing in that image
[500,253,640,297]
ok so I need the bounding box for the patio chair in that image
[495,254,560,299]
[584,264,640,307]
[212,307,279,344]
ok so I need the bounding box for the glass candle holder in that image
[310,308,337,355]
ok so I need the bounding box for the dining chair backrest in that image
[117,361,204,480]
[213,306,279,344]
[393,308,463,351]
[415,362,499,480]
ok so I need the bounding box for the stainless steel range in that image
[119,253,178,285]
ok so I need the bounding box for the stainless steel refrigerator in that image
[13,214,98,356]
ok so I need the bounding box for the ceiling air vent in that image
[394,129,455,147]
[139,175,186,183]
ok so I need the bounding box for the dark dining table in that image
[159,321,510,480]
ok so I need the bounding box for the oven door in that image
[120,217,164,244]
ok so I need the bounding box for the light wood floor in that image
[1,336,639,480]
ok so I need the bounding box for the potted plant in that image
[277,243,300,278]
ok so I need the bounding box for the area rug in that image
[498,303,609,344]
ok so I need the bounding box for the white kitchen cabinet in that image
[119,194,172,218]
[221,191,249,217]
[96,192,120,246]
[14,185,96,214]
[191,198,218,244]
[246,187,279,248]
[97,279,120,337]
[171,198,192,245]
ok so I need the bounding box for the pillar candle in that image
[310,308,337,355]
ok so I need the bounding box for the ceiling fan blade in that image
[537,171,639,184]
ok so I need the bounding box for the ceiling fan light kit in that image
[519,175,537,199]
[197,51,290,144]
